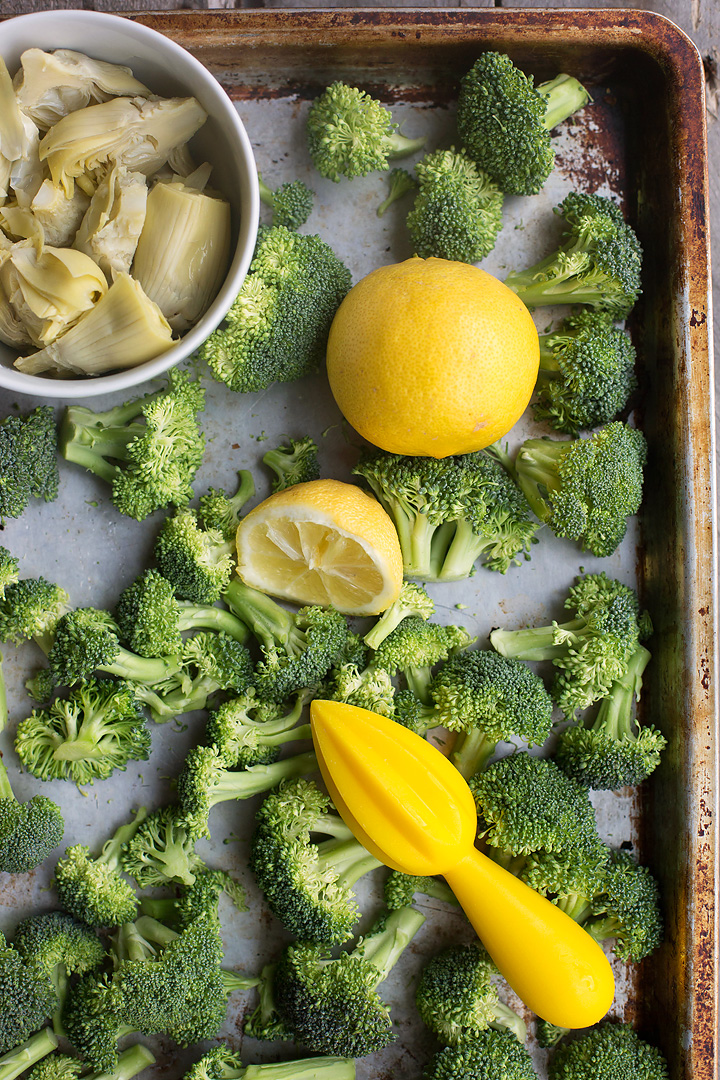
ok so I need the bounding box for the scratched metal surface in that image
[0,10,715,1080]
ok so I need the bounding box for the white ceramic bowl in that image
[0,10,259,399]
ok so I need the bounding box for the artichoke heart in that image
[0,248,33,348]
[30,179,91,248]
[0,56,32,164]
[74,164,147,278]
[14,48,151,130]
[15,271,174,376]
[0,241,107,347]
[132,178,230,331]
[38,95,208,198]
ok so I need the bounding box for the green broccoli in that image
[24,670,55,705]
[137,631,255,721]
[138,865,247,927]
[0,406,58,523]
[416,943,526,1045]
[321,661,397,718]
[243,962,293,1043]
[0,755,64,874]
[406,148,504,263]
[14,678,151,786]
[204,689,312,768]
[0,1030,59,1080]
[258,173,315,230]
[200,225,352,393]
[154,510,236,605]
[119,804,205,888]
[555,643,666,789]
[262,435,320,492]
[429,649,554,778]
[59,368,205,521]
[197,469,255,540]
[457,52,589,196]
[0,932,56,1053]
[548,1021,669,1080]
[372,617,474,703]
[182,1045,355,1080]
[505,193,642,318]
[490,572,647,715]
[353,448,538,580]
[306,82,426,181]
[24,1049,80,1080]
[534,312,637,434]
[383,870,458,910]
[53,810,146,927]
[364,580,435,650]
[423,1029,538,1080]
[250,777,382,944]
[28,1045,155,1080]
[273,904,426,1056]
[377,166,417,217]
[0,577,69,653]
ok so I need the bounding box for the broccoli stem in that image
[0,756,15,801]
[490,616,587,661]
[538,74,590,130]
[590,644,651,739]
[358,905,426,985]
[221,969,262,994]
[449,728,496,779]
[385,133,427,160]
[105,647,182,686]
[257,175,276,210]
[556,892,594,923]
[490,1001,528,1043]
[243,1060,356,1080]
[316,836,383,888]
[60,401,158,480]
[434,518,487,582]
[98,807,148,869]
[224,579,299,653]
[92,1044,156,1080]
[0,1029,58,1080]
[177,604,250,644]
[207,752,319,811]
[0,653,6,732]
[405,665,434,704]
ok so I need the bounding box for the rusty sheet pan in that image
[0,9,716,1080]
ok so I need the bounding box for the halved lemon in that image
[235,478,403,615]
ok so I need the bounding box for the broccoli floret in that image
[15,678,151,786]
[383,870,458,910]
[0,578,69,652]
[139,866,247,928]
[273,904,426,1056]
[306,82,426,181]
[47,608,182,689]
[555,643,666,789]
[505,193,642,317]
[27,1045,155,1080]
[204,689,312,768]
[491,572,646,715]
[197,470,255,541]
[549,1021,669,1080]
[13,911,105,1033]
[534,312,637,434]
[0,549,19,601]
[136,631,254,722]
[377,167,417,217]
[59,368,205,521]
[0,931,56,1054]
[457,52,590,196]
[250,778,381,945]
[225,578,350,702]
[183,1044,355,1080]
[423,1029,538,1080]
[406,148,504,263]
[155,510,236,604]
[258,173,315,230]
[372,617,474,703]
[321,662,397,718]
[0,1030,59,1080]
[416,943,526,1045]
[0,406,58,523]
[262,436,320,492]
[0,755,64,874]
[429,649,553,779]
[26,1051,82,1080]
[54,810,146,927]
[364,581,435,650]
[581,849,664,963]
[25,670,55,705]
[537,1019,571,1049]
[353,449,539,580]
[200,226,352,393]
[119,804,205,888]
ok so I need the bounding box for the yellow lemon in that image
[235,478,403,615]
[326,256,539,458]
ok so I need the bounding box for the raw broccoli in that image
[250,777,382,944]
[457,53,589,196]
[135,631,254,721]
[119,804,205,888]
[429,649,554,779]
[47,608,182,689]
[224,578,350,702]
[59,368,206,521]
[273,904,426,1056]
[406,148,504,263]
[183,1045,355,1080]
[28,1045,155,1080]
[504,192,642,317]
[0,549,19,601]
[306,82,426,181]
[383,870,458,910]
[204,689,312,768]
[262,435,320,492]
[0,577,69,653]
[177,746,319,840]
[258,173,315,230]
[490,572,647,715]
[154,509,237,604]
[24,670,55,705]
[0,406,58,523]
[364,581,435,650]
[572,848,663,963]
[423,1029,538,1080]
[377,166,417,217]
[534,312,637,434]
[0,755,64,874]
[13,911,105,1032]
[53,810,146,927]
[15,678,151,786]
[27,1053,82,1080]
[197,469,256,540]
[353,448,539,580]
[244,962,293,1042]
[0,1030,59,1080]
[548,1021,669,1080]
[555,643,666,789]
[200,225,352,393]
[416,943,526,1045]
[321,661,397,718]
[372,617,474,703]
[139,865,247,928]
[0,932,56,1053]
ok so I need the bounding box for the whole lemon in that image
[326,256,539,458]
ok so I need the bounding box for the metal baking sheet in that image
[0,10,716,1080]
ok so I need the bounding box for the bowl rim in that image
[0,9,259,400]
